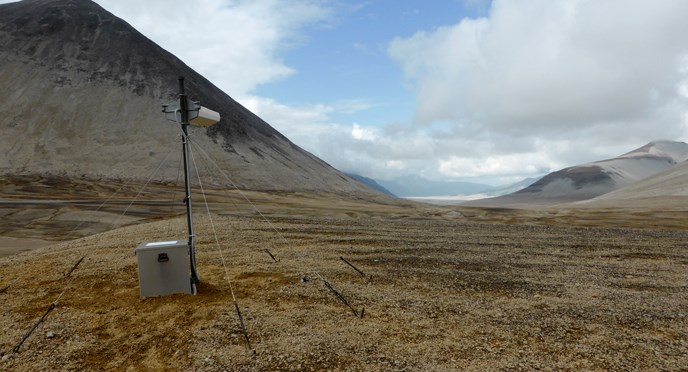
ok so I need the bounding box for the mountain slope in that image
[571,159,688,208]
[345,173,396,197]
[465,140,688,207]
[0,0,374,195]
[483,177,541,197]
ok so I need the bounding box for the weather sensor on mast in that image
[134,77,221,298]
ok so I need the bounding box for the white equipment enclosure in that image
[135,240,193,298]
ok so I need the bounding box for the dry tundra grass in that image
[1,178,687,370]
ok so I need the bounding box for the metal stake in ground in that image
[12,303,55,353]
[265,248,280,262]
[11,255,86,354]
[65,256,85,277]
[340,256,370,281]
[323,279,364,318]
[0,278,16,294]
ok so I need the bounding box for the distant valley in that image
[465,140,688,208]
[346,174,542,201]
[351,140,688,209]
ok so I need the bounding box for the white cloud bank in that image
[384,0,688,183]
[207,0,688,185]
[95,0,328,97]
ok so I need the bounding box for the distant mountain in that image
[465,140,688,207]
[0,0,378,196]
[377,175,490,197]
[345,173,396,197]
[481,177,541,197]
[574,159,688,208]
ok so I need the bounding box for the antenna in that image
[134,77,221,298]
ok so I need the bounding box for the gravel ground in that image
[1,213,687,370]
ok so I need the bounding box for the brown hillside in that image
[0,0,375,195]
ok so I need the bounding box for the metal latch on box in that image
[157,253,169,262]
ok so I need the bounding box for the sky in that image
[7,0,688,186]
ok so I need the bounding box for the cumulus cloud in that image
[214,0,688,185]
[387,0,688,181]
[390,0,688,132]
[351,123,378,141]
[95,0,328,97]
[245,91,602,184]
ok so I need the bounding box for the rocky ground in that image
[1,209,687,370]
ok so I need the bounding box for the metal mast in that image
[160,77,220,294]
[178,77,199,288]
